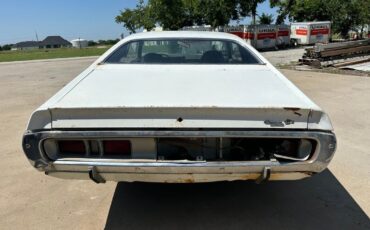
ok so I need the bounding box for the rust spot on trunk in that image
[284,107,303,116]
[303,171,315,176]
[184,178,194,183]
[240,173,260,180]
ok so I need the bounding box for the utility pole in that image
[35,31,39,42]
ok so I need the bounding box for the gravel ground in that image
[0,57,369,230]
[261,47,306,66]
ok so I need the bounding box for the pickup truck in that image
[22,31,336,183]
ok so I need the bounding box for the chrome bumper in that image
[22,130,336,183]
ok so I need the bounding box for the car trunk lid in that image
[49,64,320,129]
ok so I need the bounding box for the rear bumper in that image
[47,160,314,183]
[22,129,336,183]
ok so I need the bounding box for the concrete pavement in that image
[0,58,368,230]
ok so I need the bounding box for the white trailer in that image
[276,24,290,47]
[253,24,277,49]
[225,25,277,50]
[224,25,254,46]
[290,21,331,45]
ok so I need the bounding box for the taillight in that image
[58,140,86,154]
[103,140,131,156]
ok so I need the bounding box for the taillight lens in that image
[58,140,86,154]
[103,140,131,156]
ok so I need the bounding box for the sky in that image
[0,0,277,45]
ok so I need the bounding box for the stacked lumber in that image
[300,39,370,67]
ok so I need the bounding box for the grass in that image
[0,47,110,62]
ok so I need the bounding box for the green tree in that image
[97,39,120,45]
[198,0,239,28]
[150,0,189,30]
[2,44,12,51]
[248,0,265,25]
[271,0,370,37]
[258,13,274,24]
[349,0,370,38]
[87,40,97,47]
[270,0,295,24]
[115,0,155,33]
[115,9,140,33]
[115,0,267,31]
[116,0,256,31]
[291,0,362,37]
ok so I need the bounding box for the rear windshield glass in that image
[105,39,261,64]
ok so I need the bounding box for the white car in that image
[22,31,336,183]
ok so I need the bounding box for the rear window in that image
[105,39,261,64]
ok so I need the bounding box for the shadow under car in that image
[105,170,369,230]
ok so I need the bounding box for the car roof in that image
[124,31,242,41]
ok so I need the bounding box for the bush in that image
[88,40,97,47]
[1,44,12,51]
[97,39,120,46]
